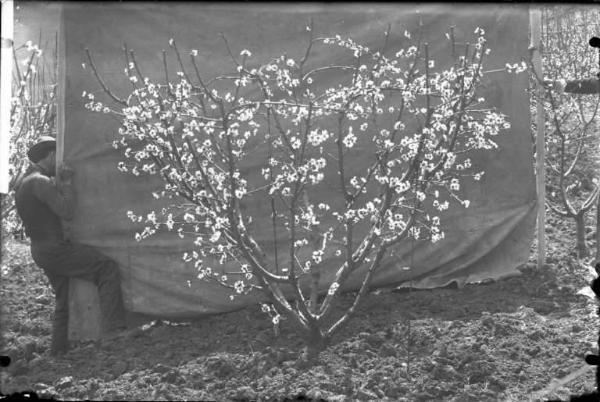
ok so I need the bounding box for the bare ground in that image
[1,213,599,401]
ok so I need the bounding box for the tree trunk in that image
[574,212,588,259]
[303,326,329,364]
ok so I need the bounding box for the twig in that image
[162,50,175,98]
[85,48,127,105]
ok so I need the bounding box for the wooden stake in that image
[596,190,600,263]
[530,8,545,269]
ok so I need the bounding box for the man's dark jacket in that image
[15,165,74,243]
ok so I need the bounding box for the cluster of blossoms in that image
[87,24,510,342]
[82,91,111,114]
[24,40,43,57]
[505,61,528,74]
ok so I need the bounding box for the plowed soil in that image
[1,214,599,401]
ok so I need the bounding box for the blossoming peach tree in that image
[86,23,510,359]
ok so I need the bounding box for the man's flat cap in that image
[27,136,57,163]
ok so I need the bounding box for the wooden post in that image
[0,0,13,195]
[56,4,102,342]
[68,279,102,341]
[530,8,545,270]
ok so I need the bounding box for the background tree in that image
[530,6,600,259]
[2,34,57,238]
[87,23,511,360]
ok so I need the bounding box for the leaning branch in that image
[85,48,127,106]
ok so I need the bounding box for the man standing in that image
[15,136,128,356]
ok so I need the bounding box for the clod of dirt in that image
[152,363,171,374]
[465,360,496,383]
[432,364,460,381]
[54,376,74,391]
[530,299,557,314]
[355,387,379,400]
[231,385,258,401]
[160,368,182,384]
[327,395,348,402]
[489,377,507,392]
[33,382,50,391]
[305,387,326,400]
[571,323,585,333]
[34,295,51,305]
[32,383,57,400]
[205,354,238,378]
[413,390,435,401]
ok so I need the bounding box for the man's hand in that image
[58,164,75,184]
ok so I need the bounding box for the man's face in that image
[40,150,57,176]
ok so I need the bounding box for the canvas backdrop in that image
[60,3,536,318]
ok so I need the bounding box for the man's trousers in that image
[31,240,127,355]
